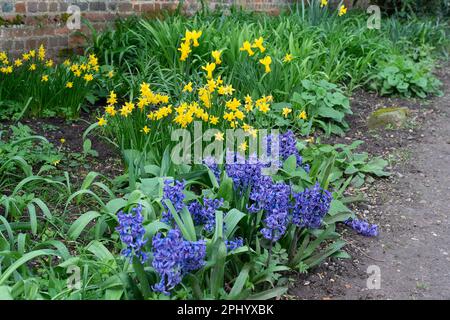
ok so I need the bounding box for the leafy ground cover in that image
[0,2,448,300]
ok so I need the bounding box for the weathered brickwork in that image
[0,0,355,58]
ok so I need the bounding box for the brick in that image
[37,1,47,12]
[15,2,26,13]
[49,2,58,12]
[27,1,38,13]
[90,2,107,11]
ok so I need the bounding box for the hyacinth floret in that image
[152,229,206,295]
[188,197,224,233]
[292,183,332,229]
[345,218,378,237]
[116,204,148,263]
[161,179,186,223]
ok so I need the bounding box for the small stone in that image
[304,281,310,286]
[367,107,410,130]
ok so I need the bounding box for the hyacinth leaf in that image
[303,240,346,268]
[105,288,124,300]
[207,167,220,189]
[67,211,101,241]
[213,210,224,242]
[105,198,128,216]
[132,256,152,300]
[247,286,288,300]
[185,274,203,300]
[26,203,37,235]
[163,199,195,241]
[0,286,13,300]
[144,221,171,240]
[86,240,115,262]
[210,238,227,298]
[228,263,251,299]
[33,240,71,261]
[301,226,336,259]
[217,174,233,203]
[283,154,297,173]
[160,146,171,177]
[0,156,32,177]
[0,249,58,286]
[224,208,246,238]
[180,206,197,241]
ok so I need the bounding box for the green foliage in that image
[291,80,352,136]
[369,55,443,98]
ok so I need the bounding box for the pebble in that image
[304,281,310,286]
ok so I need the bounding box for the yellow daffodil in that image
[211,50,222,64]
[189,30,202,47]
[178,41,192,61]
[97,117,107,126]
[14,59,22,67]
[108,70,114,78]
[22,53,30,61]
[60,138,66,144]
[29,50,36,58]
[41,75,49,82]
[38,44,45,61]
[283,53,293,63]
[63,59,71,66]
[240,41,255,56]
[66,82,73,88]
[45,59,54,68]
[215,131,224,141]
[218,84,234,96]
[209,116,219,125]
[107,91,117,105]
[29,64,36,71]
[321,0,328,7]
[259,55,272,73]
[338,5,347,16]
[105,105,117,116]
[239,141,248,152]
[252,37,266,53]
[299,110,307,120]
[249,128,258,139]
[84,73,93,82]
[52,160,60,166]
[141,126,150,134]
[305,137,314,144]
[201,62,216,79]
[183,82,193,93]
[282,107,292,117]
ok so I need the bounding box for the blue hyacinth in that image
[204,156,221,183]
[345,218,378,237]
[161,179,186,223]
[292,183,332,229]
[246,173,291,242]
[189,197,224,233]
[116,205,148,264]
[225,237,244,251]
[266,130,303,167]
[225,153,266,194]
[152,229,206,295]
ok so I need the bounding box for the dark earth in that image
[291,63,450,299]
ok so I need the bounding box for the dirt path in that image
[292,63,450,300]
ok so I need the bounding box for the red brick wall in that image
[0,0,355,58]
